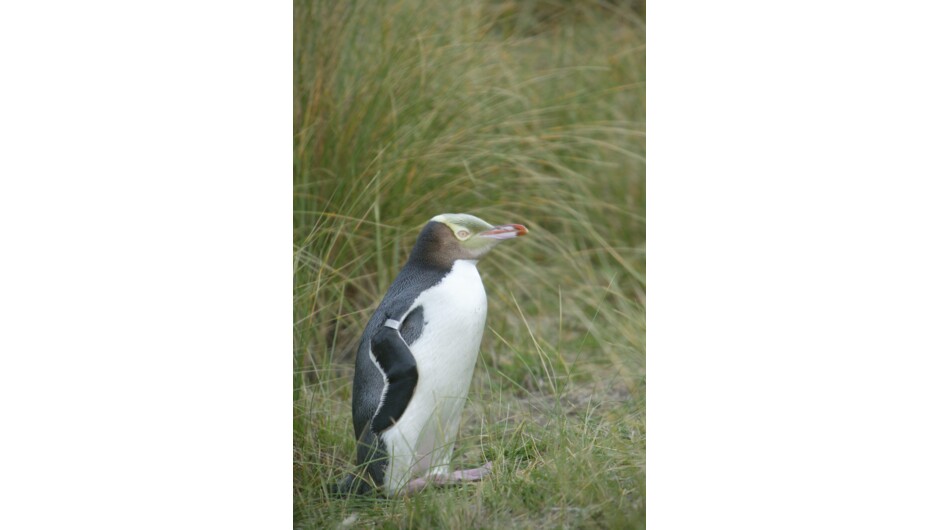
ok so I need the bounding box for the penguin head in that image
[410,213,528,267]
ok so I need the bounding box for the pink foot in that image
[403,462,493,494]
[447,461,493,482]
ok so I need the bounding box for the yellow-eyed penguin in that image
[335,213,528,496]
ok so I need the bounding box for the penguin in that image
[335,213,528,496]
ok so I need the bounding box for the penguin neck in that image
[405,255,479,274]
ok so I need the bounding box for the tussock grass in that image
[295,0,645,527]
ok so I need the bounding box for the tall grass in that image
[295,0,645,527]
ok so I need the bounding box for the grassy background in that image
[294,0,645,527]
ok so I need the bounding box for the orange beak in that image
[479,224,528,240]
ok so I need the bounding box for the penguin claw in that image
[450,461,493,482]
[402,462,494,495]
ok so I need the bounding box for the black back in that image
[348,221,456,487]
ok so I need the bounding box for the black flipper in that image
[370,316,419,434]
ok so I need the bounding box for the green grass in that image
[294,0,645,527]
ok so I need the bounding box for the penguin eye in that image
[456,229,471,240]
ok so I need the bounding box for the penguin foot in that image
[448,461,493,482]
[403,462,493,495]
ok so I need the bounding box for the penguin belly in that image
[379,259,487,495]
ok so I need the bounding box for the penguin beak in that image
[479,224,528,240]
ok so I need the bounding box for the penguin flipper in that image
[369,321,419,434]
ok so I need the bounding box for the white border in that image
[0,2,290,528]
[649,1,940,528]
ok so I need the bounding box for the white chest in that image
[379,260,489,493]
[407,260,488,372]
